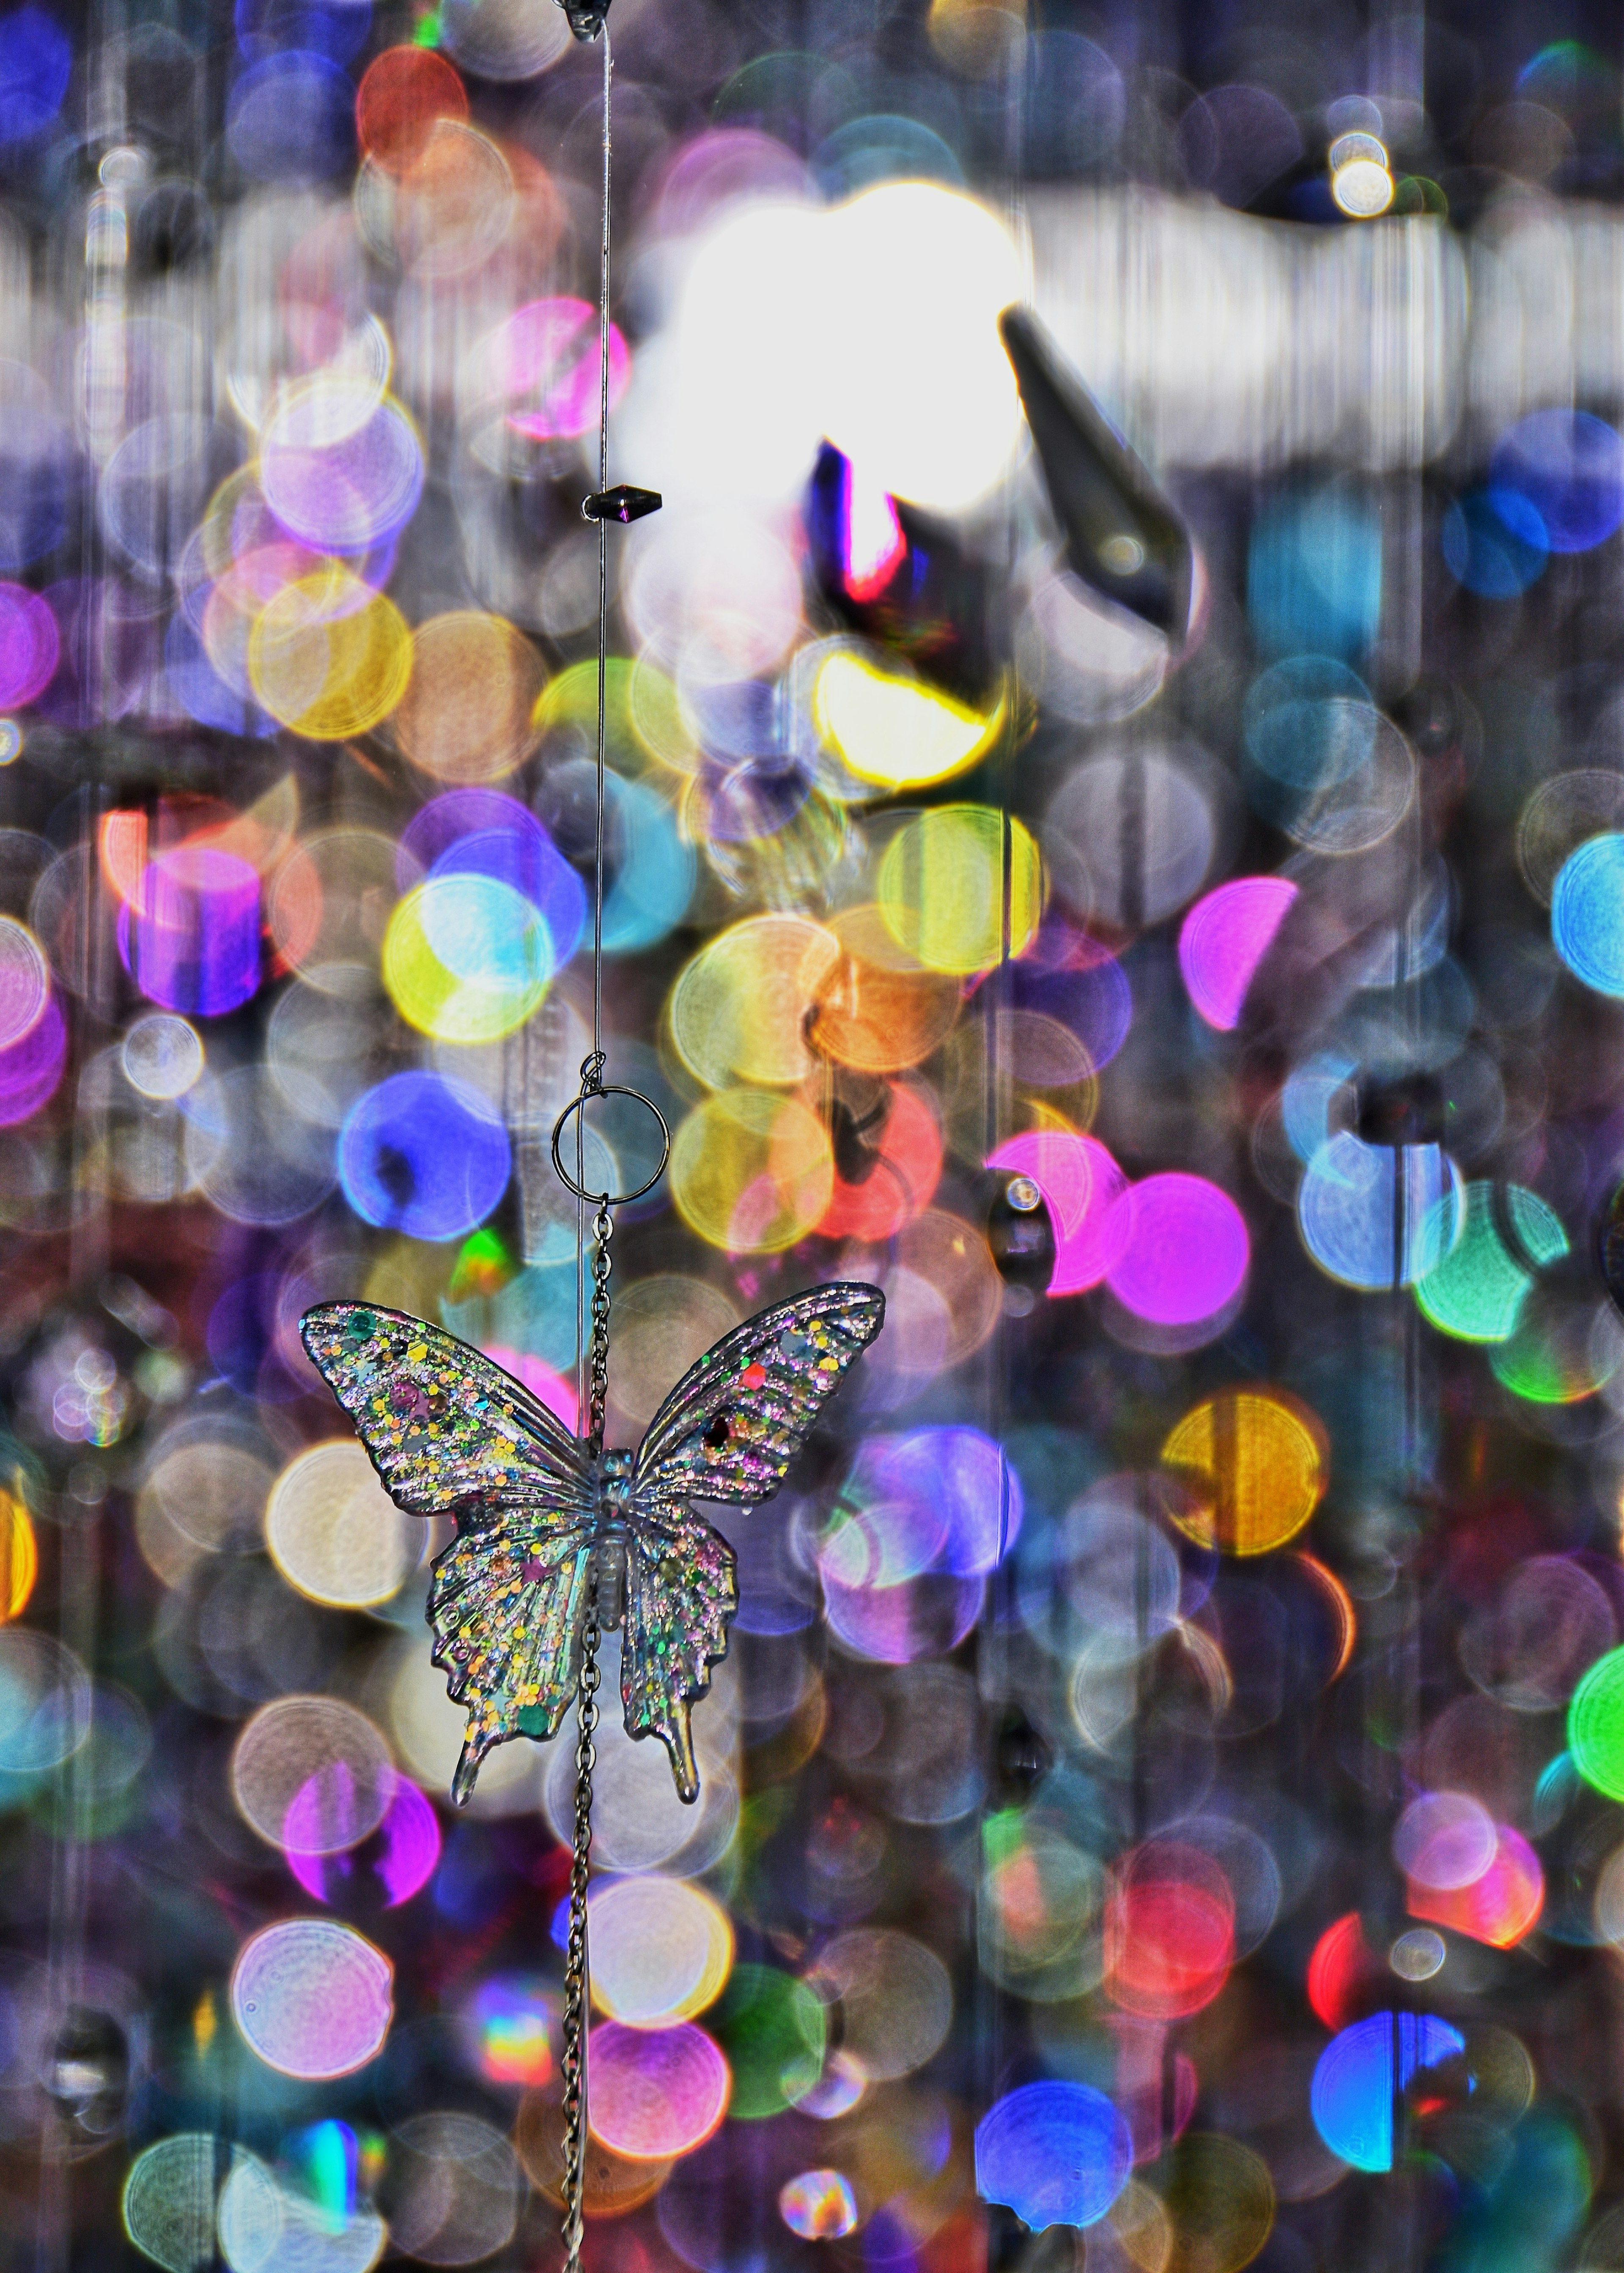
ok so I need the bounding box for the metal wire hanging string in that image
[547,11,669,2259]
[557,22,632,2273]
[560,19,612,2273]
[593,16,610,1073]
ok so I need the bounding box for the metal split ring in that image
[550,1083,670,1206]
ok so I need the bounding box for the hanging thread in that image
[546,6,667,2264]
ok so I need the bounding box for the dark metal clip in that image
[560,0,611,41]
[582,484,662,525]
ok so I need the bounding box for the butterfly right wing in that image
[429,1510,593,1804]
[630,1281,884,1509]
[620,1505,738,1803]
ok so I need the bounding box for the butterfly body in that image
[300,1282,884,1808]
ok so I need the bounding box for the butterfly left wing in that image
[299,1302,594,1519]
[630,1280,885,1509]
[430,1511,593,1804]
[621,1505,738,1802]
[299,1302,599,1805]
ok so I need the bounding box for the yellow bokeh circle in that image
[669,916,840,1091]
[0,1489,37,1620]
[1160,2133,1275,2273]
[878,804,1043,975]
[670,1089,834,1253]
[382,875,552,1043]
[248,565,412,740]
[1159,1388,1328,1556]
[536,655,690,777]
[814,650,1005,791]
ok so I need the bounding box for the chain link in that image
[586,1201,612,1459]
[559,1612,601,2273]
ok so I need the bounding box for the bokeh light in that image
[590,1875,734,2027]
[587,2022,731,2160]
[1415,1180,1568,1342]
[230,1919,393,2079]
[248,567,412,740]
[813,650,1005,791]
[1179,876,1298,1031]
[1312,2013,1466,2172]
[1571,1647,1624,1800]
[383,874,553,1043]
[1104,1840,1235,2019]
[669,1089,833,1253]
[1105,1174,1250,1328]
[0,1490,36,1620]
[1491,409,1624,553]
[338,1070,511,1240]
[878,805,1043,975]
[464,1974,553,2088]
[265,1440,420,1608]
[1160,1387,1328,1554]
[1553,832,1624,995]
[779,2168,859,2240]
[975,2081,1132,2229]
[392,612,545,785]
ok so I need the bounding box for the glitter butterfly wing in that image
[619,1502,740,1805]
[631,1281,887,1508]
[620,1281,885,1799]
[299,1302,592,1516]
[299,1302,596,1804]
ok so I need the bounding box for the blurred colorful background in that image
[7,0,1624,2269]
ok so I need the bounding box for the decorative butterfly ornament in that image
[300,1282,884,1805]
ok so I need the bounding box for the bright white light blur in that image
[1333,159,1394,218]
[616,199,827,510]
[620,182,1024,517]
[819,182,1024,511]
[627,505,804,685]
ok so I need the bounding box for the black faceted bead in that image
[582,484,662,525]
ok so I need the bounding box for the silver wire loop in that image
[550,1082,671,1207]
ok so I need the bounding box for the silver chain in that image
[586,1201,612,1459]
[560,1130,612,2265]
[559,1609,601,2273]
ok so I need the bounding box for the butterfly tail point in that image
[451,1739,483,1808]
[664,1708,700,1805]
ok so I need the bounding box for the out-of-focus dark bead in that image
[993,1707,1052,1805]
